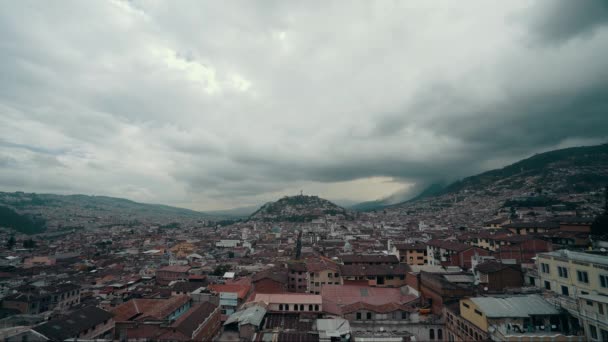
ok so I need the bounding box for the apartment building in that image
[392,243,427,265]
[577,294,608,342]
[536,250,608,298]
[451,295,581,342]
[307,258,342,294]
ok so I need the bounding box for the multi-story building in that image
[287,262,308,293]
[307,258,342,295]
[536,250,608,298]
[392,243,427,265]
[340,254,399,266]
[504,221,560,235]
[1,283,81,314]
[426,240,490,269]
[449,295,581,342]
[340,264,409,287]
[577,294,608,342]
[156,265,191,285]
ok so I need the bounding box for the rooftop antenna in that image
[300,190,303,196]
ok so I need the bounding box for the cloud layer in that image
[1,1,607,210]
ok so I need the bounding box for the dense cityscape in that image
[2,1,608,341]
[0,143,607,341]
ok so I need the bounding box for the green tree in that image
[212,264,231,276]
[6,235,15,249]
[23,239,36,249]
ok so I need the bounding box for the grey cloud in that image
[524,0,608,44]
[1,1,608,209]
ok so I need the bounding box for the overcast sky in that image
[1,1,608,210]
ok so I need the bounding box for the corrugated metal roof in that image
[316,318,350,337]
[224,305,266,327]
[470,295,559,318]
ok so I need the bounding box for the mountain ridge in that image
[351,143,608,212]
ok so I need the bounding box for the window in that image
[328,273,333,278]
[278,304,283,310]
[356,312,361,320]
[541,263,550,273]
[294,304,298,311]
[587,300,594,306]
[309,304,313,311]
[590,324,598,340]
[544,281,551,290]
[438,329,443,340]
[399,275,405,280]
[386,276,394,280]
[561,286,569,296]
[601,329,608,341]
[557,266,568,278]
[366,312,371,320]
[314,304,319,311]
[402,311,408,319]
[463,303,470,309]
[577,270,589,283]
[429,329,435,340]
[474,309,482,316]
[599,303,604,315]
[600,275,608,288]
[315,282,320,287]
[300,304,304,311]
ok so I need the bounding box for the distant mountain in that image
[0,192,213,234]
[205,205,259,218]
[381,143,608,225]
[438,144,608,196]
[350,182,447,212]
[248,195,350,222]
[0,205,46,235]
[351,144,608,216]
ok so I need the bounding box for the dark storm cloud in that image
[525,0,608,44]
[0,1,607,209]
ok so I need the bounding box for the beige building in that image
[392,243,427,265]
[577,294,608,342]
[306,258,342,294]
[451,295,581,342]
[537,250,608,298]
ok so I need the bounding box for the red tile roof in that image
[111,295,191,322]
[321,284,416,307]
[157,265,191,273]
